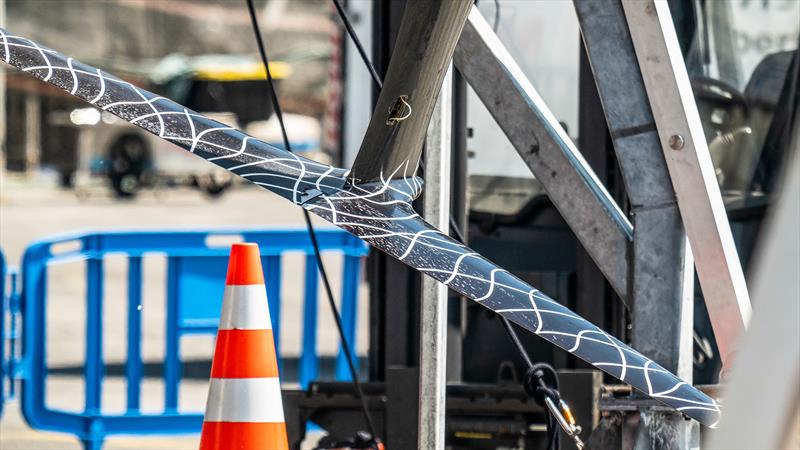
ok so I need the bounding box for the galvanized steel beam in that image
[574,0,694,381]
[454,7,632,301]
[575,0,697,443]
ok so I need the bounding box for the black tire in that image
[58,170,75,189]
[107,134,150,198]
[201,176,232,198]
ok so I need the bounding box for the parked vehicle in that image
[68,55,319,198]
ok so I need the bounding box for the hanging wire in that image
[499,317,561,450]
[499,316,584,448]
[492,0,501,33]
[332,0,383,90]
[245,0,379,444]
[475,0,502,33]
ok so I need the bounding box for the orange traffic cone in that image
[199,243,289,450]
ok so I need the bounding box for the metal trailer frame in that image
[351,3,636,443]
[0,0,756,446]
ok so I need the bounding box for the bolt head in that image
[669,134,685,150]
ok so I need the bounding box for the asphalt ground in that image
[0,172,367,449]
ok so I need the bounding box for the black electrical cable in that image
[330,0,466,244]
[500,317,562,450]
[332,0,382,90]
[245,0,379,444]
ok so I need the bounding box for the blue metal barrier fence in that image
[17,228,369,449]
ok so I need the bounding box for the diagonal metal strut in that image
[454,7,633,300]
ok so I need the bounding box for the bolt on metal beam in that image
[574,0,695,380]
[574,1,698,443]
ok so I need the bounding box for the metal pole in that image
[341,0,373,167]
[350,0,471,183]
[24,93,40,174]
[418,65,453,450]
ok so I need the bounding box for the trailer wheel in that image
[108,134,150,198]
[193,174,232,198]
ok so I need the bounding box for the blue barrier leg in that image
[81,437,104,450]
[85,256,104,415]
[164,258,181,411]
[126,257,143,411]
[264,256,282,371]
[83,416,104,450]
[299,255,319,388]
[336,255,361,381]
[22,253,47,430]
[7,270,18,399]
